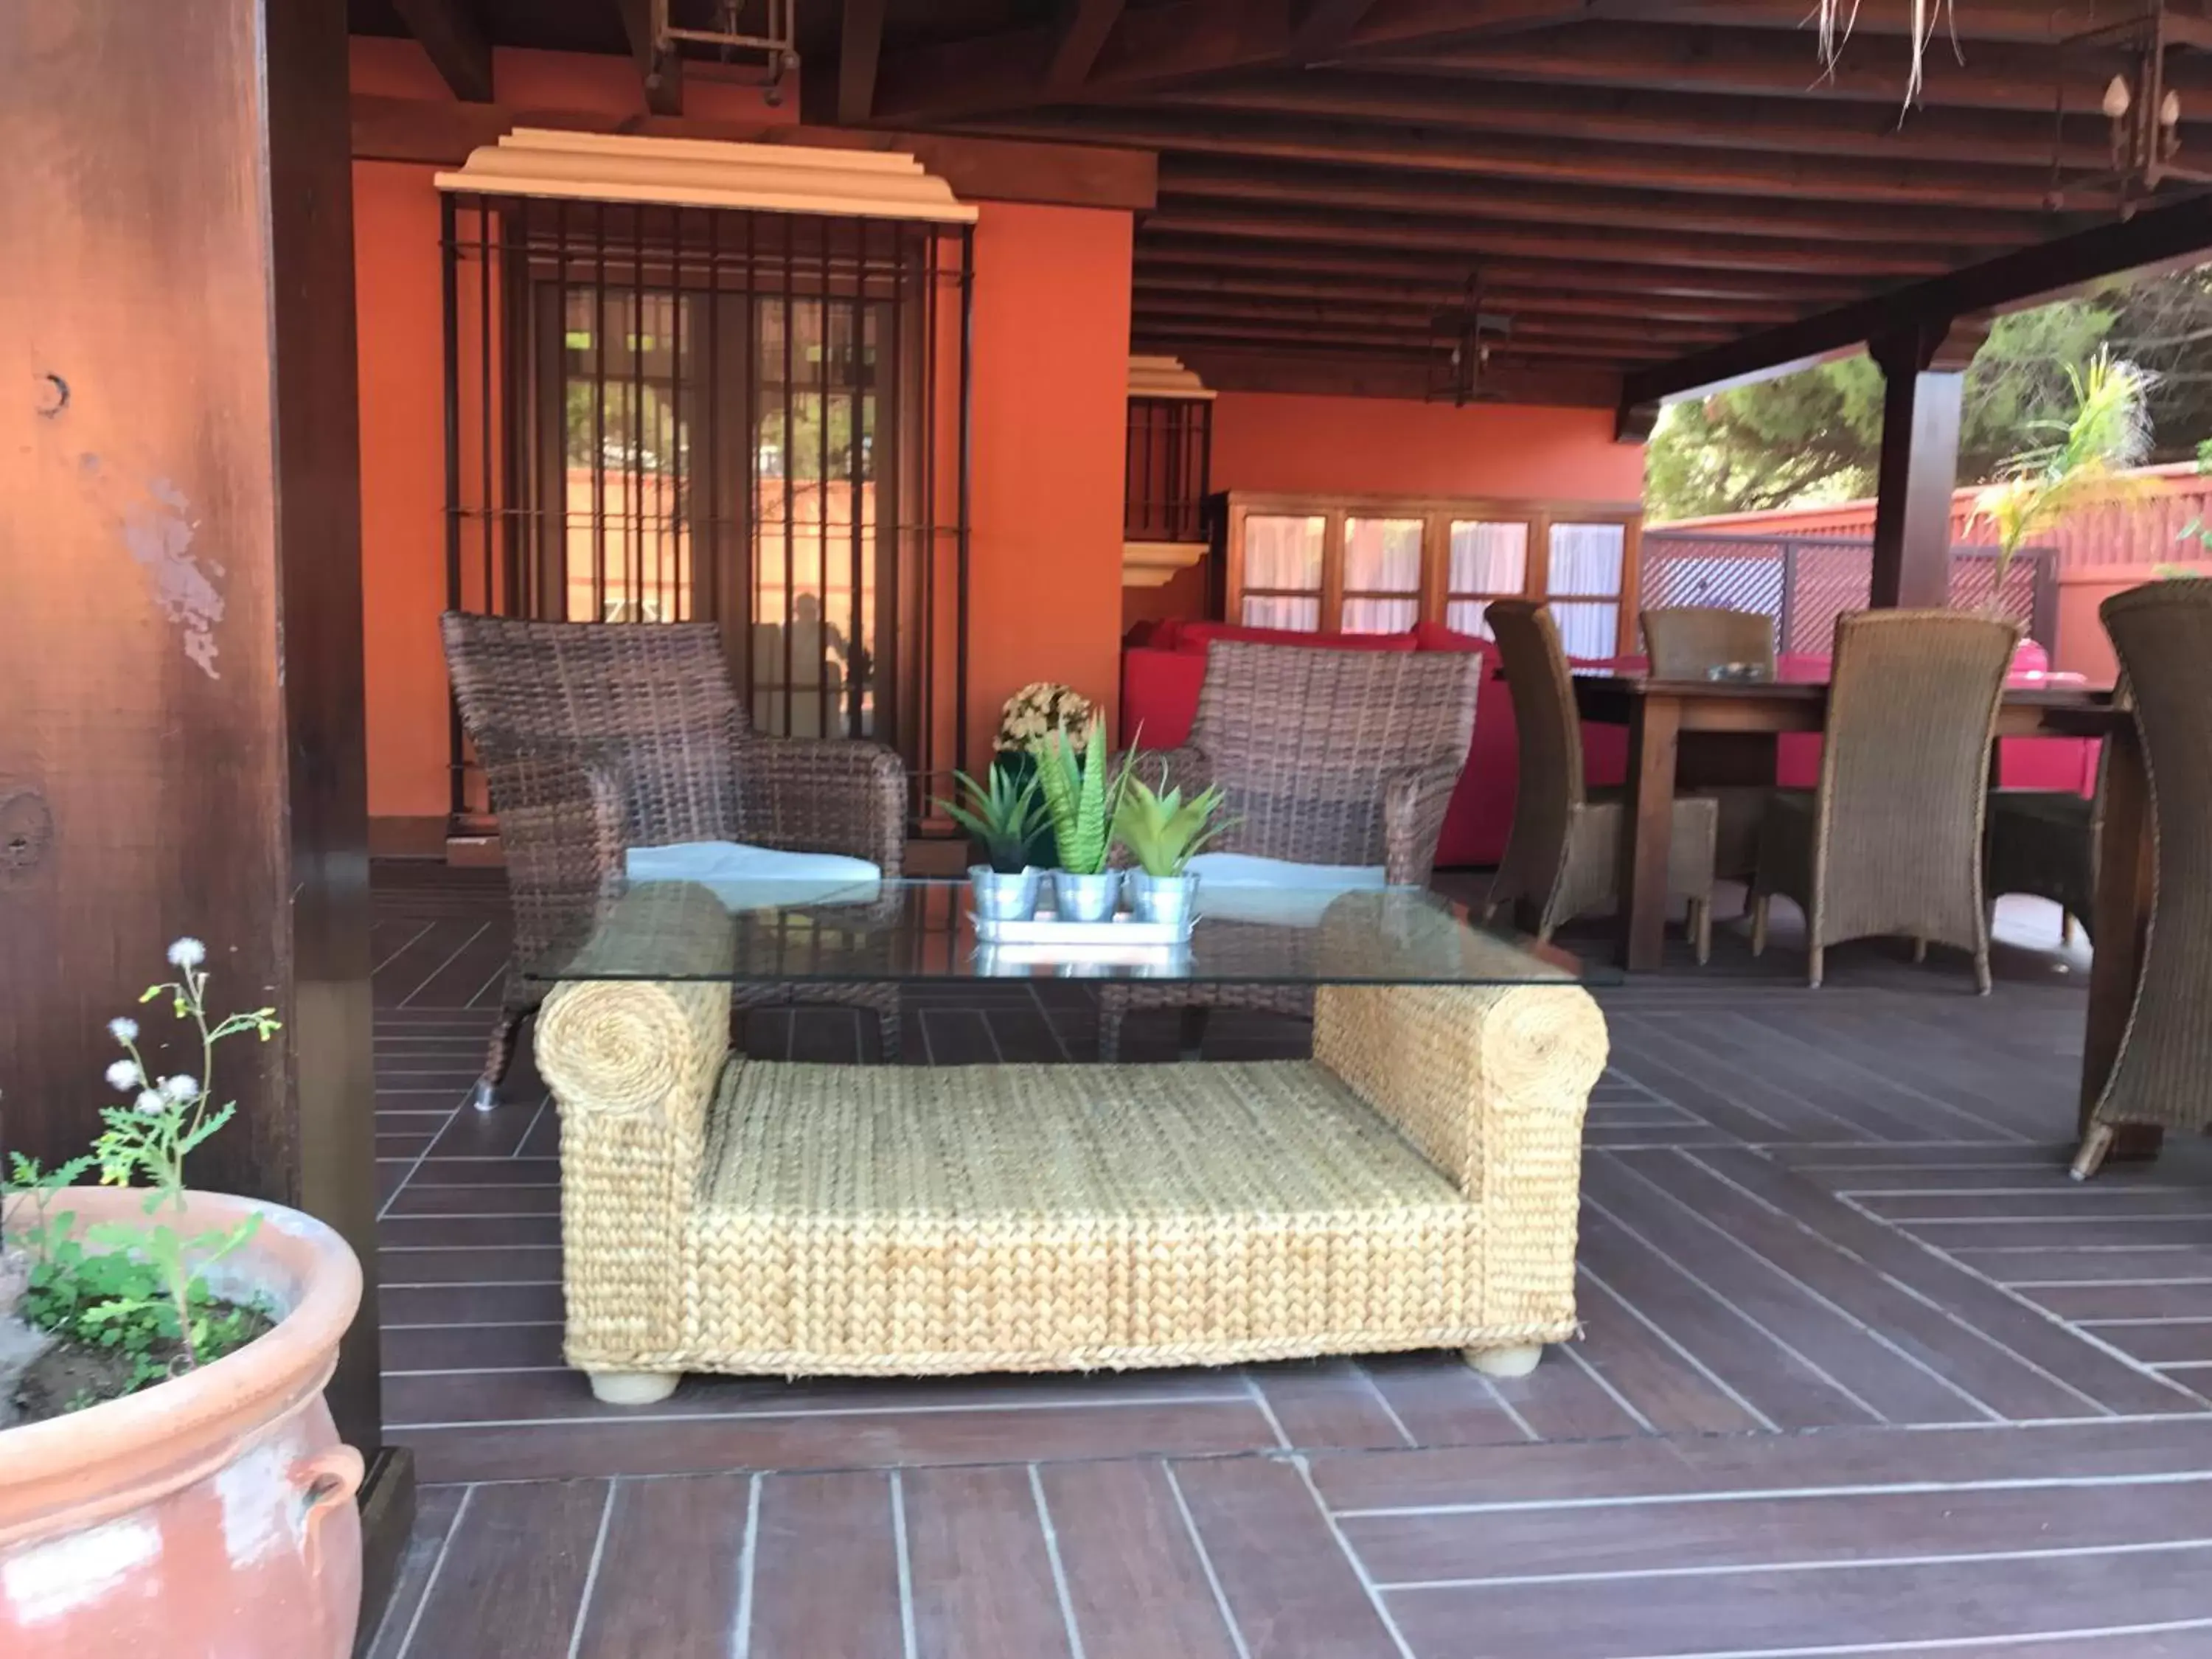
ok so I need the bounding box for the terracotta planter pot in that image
[0,1189,364,1659]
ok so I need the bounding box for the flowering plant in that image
[995,682,1095,756]
[3,939,280,1399]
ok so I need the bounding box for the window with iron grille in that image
[441,195,972,828]
[1124,395,1212,543]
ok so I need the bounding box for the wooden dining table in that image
[1573,675,2153,1157]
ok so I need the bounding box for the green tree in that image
[1970,349,2156,590]
[1646,301,2118,521]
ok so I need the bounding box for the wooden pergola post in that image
[0,0,409,1613]
[1868,318,1989,610]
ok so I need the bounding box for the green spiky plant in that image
[935,760,1046,875]
[1033,718,1128,876]
[1113,766,1232,877]
[1972,350,2156,599]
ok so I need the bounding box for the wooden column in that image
[0,0,408,1615]
[1868,318,1986,610]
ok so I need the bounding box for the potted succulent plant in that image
[1034,718,1130,923]
[0,940,365,1658]
[1115,765,1231,933]
[937,759,1048,922]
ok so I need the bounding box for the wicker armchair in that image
[1750,609,2019,991]
[1097,641,1481,1060]
[2075,581,2212,1177]
[1986,678,2123,945]
[440,613,906,1106]
[1642,605,1781,880]
[1641,605,1778,681]
[1483,600,1719,961]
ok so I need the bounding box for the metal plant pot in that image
[1050,870,1121,924]
[1123,869,1200,934]
[969,865,1044,923]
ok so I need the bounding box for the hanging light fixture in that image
[653,0,801,100]
[1428,275,1512,408]
[2048,0,2210,216]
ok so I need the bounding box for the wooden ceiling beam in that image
[963,107,2071,212]
[1362,23,2210,115]
[1133,314,1674,361]
[389,0,494,103]
[1140,72,2127,173]
[1046,0,1131,93]
[1631,0,2127,43]
[1156,156,2039,248]
[1144,204,1956,278]
[1130,295,1733,347]
[835,0,888,125]
[1133,268,1805,324]
[1289,0,1386,62]
[866,0,1611,124]
[1135,234,1871,302]
[616,0,683,116]
[1623,187,2212,420]
[1164,343,1621,408]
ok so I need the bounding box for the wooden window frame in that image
[1219,490,1645,652]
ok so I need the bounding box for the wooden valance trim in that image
[434,127,978,223]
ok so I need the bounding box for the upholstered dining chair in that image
[1641,604,1781,879]
[1483,599,1719,961]
[1750,609,2020,990]
[1641,605,1778,681]
[1095,639,1481,1060]
[2073,581,2212,1178]
[441,613,906,1107]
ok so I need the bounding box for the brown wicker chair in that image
[1750,609,2020,991]
[1985,686,2121,945]
[1641,605,1781,879]
[2074,581,2212,1178]
[1096,640,1481,1060]
[441,613,906,1106]
[1641,605,1777,681]
[1483,599,1719,960]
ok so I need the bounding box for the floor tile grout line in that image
[731,1472,762,1659]
[397,921,491,1009]
[1583,1185,1891,1428]
[1028,1464,1090,1659]
[465,953,512,1009]
[1287,1453,1419,1659]
[889,1469,919,1659]
[387,1482,473,1659]
[1332,1468,2212,1521]
[1240,1371,1293,1450]
[382,1390,1257,1431]
[1702,1006,2035,1145]
[1367,1534,2212,1593]
[1158,1461,1257,1659]
[1028,983,1077,1062]
[1597,1615,2212,1659]
[1353,1360,1421,1450]
[1618,1010,1941,1148]
[1472,1370,1540,1443]
[375,1089,471,1225]
[563,1479,619,1659]
[1575,1262,1780,1434]
[511,1097,551,1159]
[1561,1340,1659,1436]
[1641,1147,2012,1426]
[373,920,436,975]
[1830,1187,2212,1412]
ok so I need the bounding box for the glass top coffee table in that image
[522,877,1617,990]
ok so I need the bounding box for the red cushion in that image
[1119,647,1207,751]
[1177,620,1417,653]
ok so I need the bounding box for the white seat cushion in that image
[625,841,881,911]
[1186,852,1388,925]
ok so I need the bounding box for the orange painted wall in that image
[965,203,1134,759]
[349,41,1133,813]
[1208,392,1646,501]
[355,158,450,820]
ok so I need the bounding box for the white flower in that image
[161,1074,199,1102]
[133,1089,167,1116]
[105,1059,143,1092]
[108,1017,139,1043]
[167,937,206,968]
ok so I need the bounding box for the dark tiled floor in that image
[364,862,2212,1658]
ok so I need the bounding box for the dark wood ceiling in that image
[353,1,2212,404]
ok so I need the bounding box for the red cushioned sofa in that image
[1121,619,2097,869]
